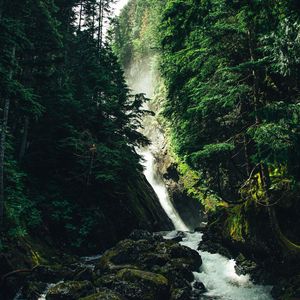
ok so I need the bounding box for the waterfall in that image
[128,59,273,300]
[140,149,189,231]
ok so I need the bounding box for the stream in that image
[142,146,273,299]
[14,59,272,300]
[126,53,273,299]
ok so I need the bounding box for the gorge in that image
[0,0,300,299]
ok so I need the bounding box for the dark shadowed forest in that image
[0,1,299,299]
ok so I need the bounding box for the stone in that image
[128,230,154,242]
[193,281,207,293]
[113,268,170,300]
[31,265,73,283]
[72,268,93,282]
[80,289,128,300]
[46,280,94,300]
[170,288,191,300]
[23,281,48,299]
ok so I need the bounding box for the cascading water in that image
[140,149,189,231]
[165,231,273,300]
[130,59,273,299]
[142,144,273,299]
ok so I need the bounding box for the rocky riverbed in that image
[11,230,203,300]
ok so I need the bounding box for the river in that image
[132,58,273,299]
[141,143,273,299]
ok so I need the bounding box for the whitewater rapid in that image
[171,231,272,300]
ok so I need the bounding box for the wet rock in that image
[234,253,258,276]
[198,241,232,259]
[1,276,25,300]
[194,221,208,232]
[94,233,202,299]
[96,236,201,275]
[46,280,94,300]
[155,261,194,286]
[22,281,48,299]
[30,265,73,283]
[141,252,169,267]
[128,230,156,242]
[72,268,94,282]
[95,269,170,300]
[170,287,191,300]
[80,289,128,300]
[96,239,154,272]
[193,281,207,293]
[113,268,170,300]
[168,243,202,270]
[167,231,186,243]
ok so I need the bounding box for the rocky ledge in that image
[12,230,204,300]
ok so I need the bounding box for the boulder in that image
[30,265,74,283]
[170,288,191,300]
[198,241,232,259]
[46,280,94,300]
[72,268,94,282]
[154,261,194,287]
[128,230,157,242]
[80,289,128,300]
[113,268,170,300]
[22,281,48,299]
[234,253,258,276]
[96,235,201,274]
[167,231,186,243]
[94,232,203,299]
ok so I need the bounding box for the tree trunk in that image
[0,0,3,22]
[0,46,15,226]
[97,0,103,49]
[243,135,251,176]
[248,29,260,124]
[92,2,95,35]
[18,117,29,162]
[78,1,83,31]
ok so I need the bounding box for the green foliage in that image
[0,0,148,251]
[115,0,300,249]
[159,0,300,204]
[189,143,235,167]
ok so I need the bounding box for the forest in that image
[0,0,300,299]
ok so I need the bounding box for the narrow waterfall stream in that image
[133,66,273,299]
[142,144,273,299]
[141,147,273,299]
[140,149,188,231]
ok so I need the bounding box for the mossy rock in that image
[23,281,48,299]
[112,268,170,300]
[94,273,118,288]
[153,261,193,288]
[30,265,74,283]
[170,288,191,300]
[96,239,153,272]
[46,280,94,300]
[94,268,173,300]
[80,290,128,300]
[167,243,202,270]
[96,237,201,274]
[116,268,169,286]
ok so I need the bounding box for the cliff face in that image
[141,99,203,230]
[57,172,173,254]
[120,173,174,233]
